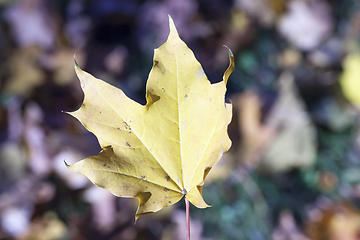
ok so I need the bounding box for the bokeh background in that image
[1,0,360,239]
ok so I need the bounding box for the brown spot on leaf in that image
[164,188,169,192]
[126,142,131,147]
[169,201,171,203]
[141,175,146,180]
[165,175,171,182]
[148,92,160,104]
[184,94,188,98]
[123,121,131,130]
[154,60,166,74]
[161,88,165,92]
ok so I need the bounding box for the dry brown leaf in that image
[306,202,360,240]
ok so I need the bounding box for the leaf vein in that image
[91,168,181,192]
[89,84,183,191]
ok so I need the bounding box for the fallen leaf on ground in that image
[277,0,332,51]
[18,212,67,240]
[235,0,284,26]
[306,202,360,240]
[260,72,317,173]
[234,90,276,168]
[3,46,45,97]
[235,72,317,173]
[340,54,360,107]
[67,16,234,219]
[4,0,56,49]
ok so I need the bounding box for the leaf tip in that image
[222,45,235,85]
[74,59,79,68]
[223,45,233,57]
[74,53,80,68]
[64,160,70,168]
[61,110,72,116]
[168,14,178,36]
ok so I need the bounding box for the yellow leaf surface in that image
[67,16,234,220]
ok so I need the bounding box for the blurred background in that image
[1,0,360,239]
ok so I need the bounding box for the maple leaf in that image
[67,16,234,220]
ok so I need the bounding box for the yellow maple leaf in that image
[67,16,234,220]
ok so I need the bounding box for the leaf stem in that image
[185,197,190,240]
